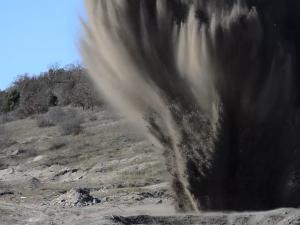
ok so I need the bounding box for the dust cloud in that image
[81,0,300,211]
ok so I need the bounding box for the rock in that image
[53,170,70,178]
[51,168,85,182]
[29,177,42,189]
[0,168,15,175]
[33,155,44,162]
[52,188,101,207]
[0,190,14,196]
[11,149,27,156]
[137,191,166,200]
[102,196,110,202]
[115,183,126,189]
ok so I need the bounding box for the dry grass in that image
[0,125,13,149]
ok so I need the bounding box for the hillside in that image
[0,106,300,225]
[0,106,173,225]
[0,65,101,122]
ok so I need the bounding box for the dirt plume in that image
[81,0,300,211]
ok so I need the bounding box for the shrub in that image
[47,107,66,124]
[59,108,83,135]
[35,107,83,135]
[36,114,55,128]
[17,76,49,116]
[70,75,101,110]
[89,114,98,121]
[60,118,83,135]
[0,91,5,112]
[0,65,103,119]
[2,89,20,112]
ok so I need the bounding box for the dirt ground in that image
[0,107,299,225]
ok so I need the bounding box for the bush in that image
[0,91,5,112]
[70,75,101,110]
[2,89,20,112]
[59,118,83,135]
[35,107,83,135]
[36,107,65,128]
[89,114,98,121]
[0,65,103,120]
[59,108,83,135]
[36,114,55,128]
[17,75,49,116]
[47,107,66,124]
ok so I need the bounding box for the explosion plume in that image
[81,0,300,211]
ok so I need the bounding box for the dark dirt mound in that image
[110,209,300,225]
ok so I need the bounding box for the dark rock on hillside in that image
[52,188,101,207]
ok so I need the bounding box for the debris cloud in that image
[81,0,300,211]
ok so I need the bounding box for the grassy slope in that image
[0,106,170,206]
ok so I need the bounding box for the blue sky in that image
[0,0,85,90]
